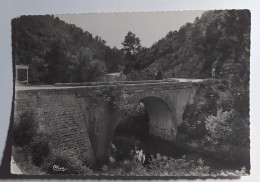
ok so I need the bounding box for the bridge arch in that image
[138,96,176,141]
[77,84,193,165]
[108,96,177,164]
[111,95,178,144]
[112,96,177,143]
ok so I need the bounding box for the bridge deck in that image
[15,78,208,91]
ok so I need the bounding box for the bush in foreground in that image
[100,153,247,176]
[13,111,37,146]
[31,134,51,167]
[42,149,93,175]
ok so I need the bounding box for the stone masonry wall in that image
[14,89,95,166]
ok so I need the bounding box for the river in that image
[111,131,248,172]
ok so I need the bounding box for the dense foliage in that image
[13,112,37,146]
[12,111,93,175]
[100,152,246,176]
[127,10,250,86]
[121,31,142,74]
[12,15,125,83]
[178,80,250,168]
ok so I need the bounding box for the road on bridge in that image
[15,78,207,91]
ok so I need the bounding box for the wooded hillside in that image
[128,10,250,90]
[12,15,125,83]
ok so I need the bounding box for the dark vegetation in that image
[121,31,142,74]
[127,10,250,84]
[13,10,250,85]
[13,112,37,146]
[12,111,93,175]
[12,15,125,84]
[115,102,149,137]
[100,153,246,176]
[178,80,250,170]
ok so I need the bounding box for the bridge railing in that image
[54,79,170,87]
[54,78,209,87]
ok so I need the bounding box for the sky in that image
[57,11,204,49]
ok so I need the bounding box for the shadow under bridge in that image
[78,82,193,165]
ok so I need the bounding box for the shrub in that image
[231,117,249,144]
[204,108,234,146]
[13,111,37,146]
[177,120,206,140]
[217,167,247,177]
[202,108,250,161]
[42,149,93,175]
[233,91,249,117]
[31,134,51,167]
[101,160,148,176]
[100,152,248,176]
[91,85,128,111]
[147,154,210,176]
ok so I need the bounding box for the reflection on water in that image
[111,130,247,171]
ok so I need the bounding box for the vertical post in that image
[15,67,18,83]
[26,68,28,84]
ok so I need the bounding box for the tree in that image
[81,59,106,82]
[121,31,141,56]
[44,41,68,83]
[121,31,142,74]
[104,47,125,73]
[13,15,123,84]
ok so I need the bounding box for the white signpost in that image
[15,65,29,84]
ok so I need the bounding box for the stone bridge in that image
[14,79,203,166]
